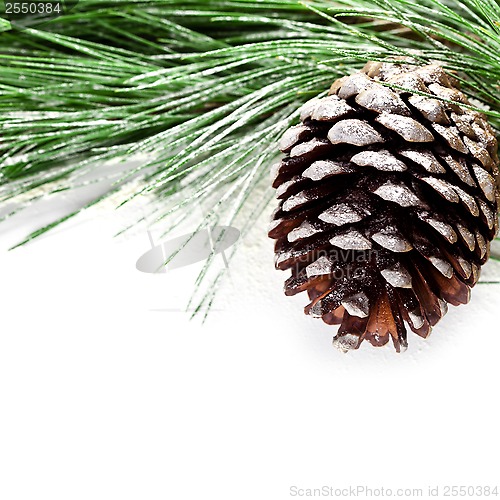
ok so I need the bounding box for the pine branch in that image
[1,0,499,309]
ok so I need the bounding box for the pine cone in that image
[269,61,499,352]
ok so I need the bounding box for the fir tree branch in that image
[1,0,499,310]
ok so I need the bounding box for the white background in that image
[0,191,499,500]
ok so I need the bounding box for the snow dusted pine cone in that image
[269,61,499,352]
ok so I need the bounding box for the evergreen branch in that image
[1,0,499,313]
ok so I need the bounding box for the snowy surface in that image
[0,188,499,500]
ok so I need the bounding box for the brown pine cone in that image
[269,61,499,352]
